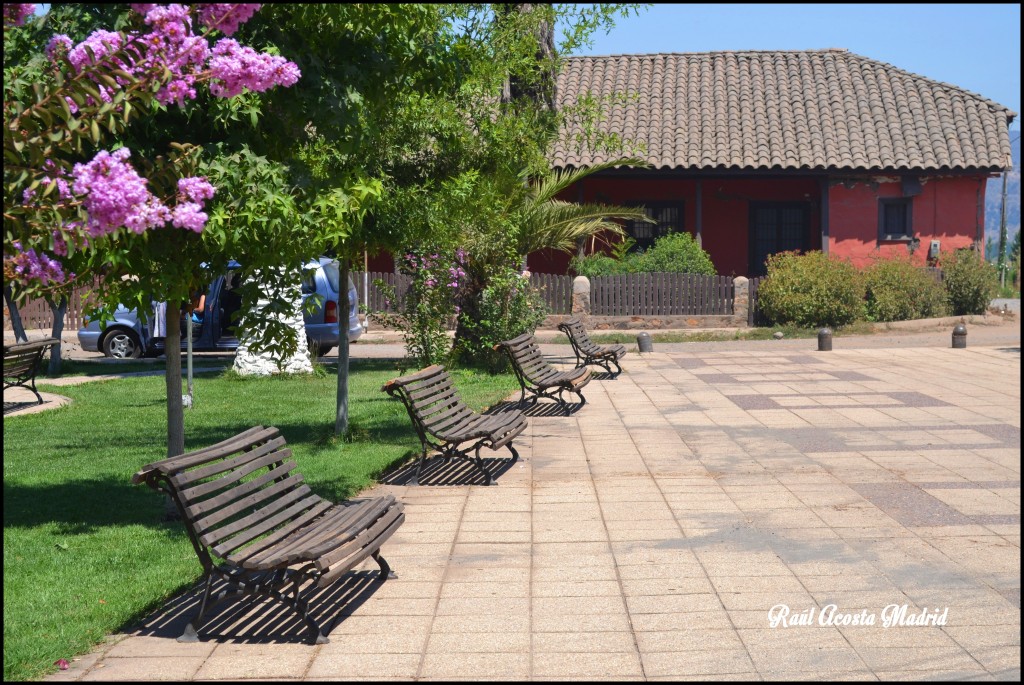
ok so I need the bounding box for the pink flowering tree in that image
[4,3,302,457]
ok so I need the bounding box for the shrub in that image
[454,267,548,372]
[756,251,865,328]
[631,232,716,275]
[941,248,999,315]
[570,231,715,276]
[569,253,624,277]
[863,255,947,321]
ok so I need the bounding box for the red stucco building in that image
[531,49,1017,277]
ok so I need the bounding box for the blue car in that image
[78,258,361,358]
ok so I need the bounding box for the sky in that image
[563,3,1021,131]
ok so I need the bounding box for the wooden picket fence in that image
[352,271,573,315]
[4,282,101,332]
[748,276,768,327]
[351,271,411,313]
[529,272,572,314]
[12,267,946,332]
[590,273,734,316]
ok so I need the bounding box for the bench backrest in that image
[382,365,474,441]
[557,317,603,355]
[495,333,559,385]
[3,338,58,379]
[132,426,326,569]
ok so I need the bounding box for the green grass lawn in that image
[2,360,517,681]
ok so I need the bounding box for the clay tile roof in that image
[552,49,1016,172]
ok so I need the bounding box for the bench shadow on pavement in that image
[129,571,389,644]
[378,401,534,486]
[4,400,38,415]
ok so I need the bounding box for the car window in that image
[320,261,340,294]
[301,273,317,294]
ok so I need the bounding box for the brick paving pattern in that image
[44,342,1020,681]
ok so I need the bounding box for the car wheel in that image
[102,329,142,359]
[314,345,333,357]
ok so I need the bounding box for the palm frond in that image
[526,156,651,206]
[519,199,654,255]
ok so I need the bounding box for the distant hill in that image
[985,133,1020,260]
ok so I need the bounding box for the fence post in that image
[572,275,591,324]
[733,276,749,326]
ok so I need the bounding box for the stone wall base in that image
[541,314,746,329]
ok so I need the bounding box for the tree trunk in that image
[165,301,185,458]
[45,294,67,375]
[335,258,351,437]
[500,3,557,111]
[160,301,185,519]
[4,283,29,343]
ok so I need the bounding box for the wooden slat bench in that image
[132,426,405,644]
[495,332,591,411]
[557,316,627,377]
[383,365,527,486]
[3,337,59,405]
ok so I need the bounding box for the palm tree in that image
[452,157,655,360]
[514,157,654,257]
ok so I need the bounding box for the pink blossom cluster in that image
[22,160,72,205]
[67,29,125,72]
[46,34,73,61]
[197,3,261,36]
[138,4,211,107]
[8,242,70,286]
[70,148,217,235]
[208,38,300,98]
[400,250,466,290]
[72,148,170,236]
[54,5,298,110]
[177,176,215,202]
[3,3,34,26]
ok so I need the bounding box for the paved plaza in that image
[38,333,1021,681]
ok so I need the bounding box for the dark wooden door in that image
[749,202,810,276]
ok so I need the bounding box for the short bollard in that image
[637,331,653,353]
[952,323,967,348]
[817,327,833,351]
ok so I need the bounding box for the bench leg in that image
[472,444,496,486]
[372,550,397,581]
[179,569,331,645]
[408,449,429,486]
[178,574,227,643]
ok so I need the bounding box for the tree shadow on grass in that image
[3,477,184,536]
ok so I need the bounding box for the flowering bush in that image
[372,248,466,367]
[3,3,299,292]
[453,266,548,372]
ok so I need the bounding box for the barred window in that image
[625,201,684,250]
[879,198,913,241]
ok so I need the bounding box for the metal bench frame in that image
[557,316,626,377]
[495,333,591,412]
[383,365,527,486]
[3,337,59,405]
[132,426,404,645]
